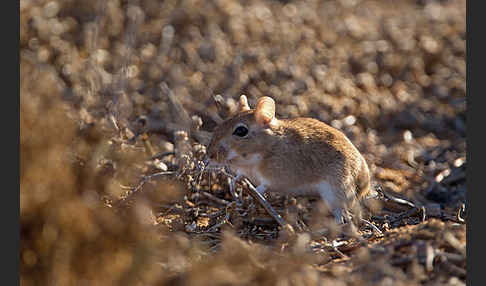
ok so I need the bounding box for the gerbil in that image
[207,95,371,224]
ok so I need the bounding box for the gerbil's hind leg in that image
[316,181,345,224]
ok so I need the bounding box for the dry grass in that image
[20,0,466,285]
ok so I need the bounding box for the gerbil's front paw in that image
[332,208,344,224]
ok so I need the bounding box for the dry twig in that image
[242,178,296,235]
[114,171,176,207]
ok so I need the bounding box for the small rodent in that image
[207,95,371,224]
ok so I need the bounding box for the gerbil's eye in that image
[233,125,249,137]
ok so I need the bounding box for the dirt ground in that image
[20,0,466,285]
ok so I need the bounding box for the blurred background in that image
[20,0,466,285]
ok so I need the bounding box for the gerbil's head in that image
[207,95,278,167]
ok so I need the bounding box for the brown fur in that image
[207,96,371,219]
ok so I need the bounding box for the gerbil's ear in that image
[212,94,231,120]
[255,97,275,126]
[238,95,251,112]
